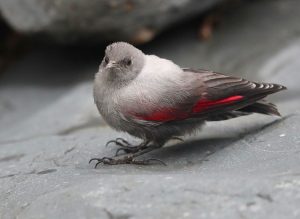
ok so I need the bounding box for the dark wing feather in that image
[185,69,286,99]
[183,68,286,118]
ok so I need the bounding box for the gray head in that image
[99,42,145,85]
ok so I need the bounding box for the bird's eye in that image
[126,59,132,66]
[104,56,109,64]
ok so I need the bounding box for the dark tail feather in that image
[238,101,281,116]
[204,84,285,119]
[206,101,280,121]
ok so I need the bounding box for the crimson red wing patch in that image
[192,95,244,113]
[130,95,244,122]
[133,108,188,122]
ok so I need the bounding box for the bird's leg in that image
[89,143,166,167]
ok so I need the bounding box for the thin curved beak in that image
[106,61,117,69]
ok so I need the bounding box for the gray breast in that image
[93,80,121,129]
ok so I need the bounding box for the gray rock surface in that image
[0,0,300,218]
[0,0,222,44]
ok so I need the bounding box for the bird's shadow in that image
[142,115,292,168]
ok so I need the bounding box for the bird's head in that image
[99,42,145,85]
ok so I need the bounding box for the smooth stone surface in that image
[0,0,222,44]
[0,0,300,218]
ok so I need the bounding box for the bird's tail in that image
[238,101,281,116]
[206,100,281,121]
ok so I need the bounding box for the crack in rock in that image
[0,153,25,162]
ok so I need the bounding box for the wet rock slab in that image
[0,0,300,218]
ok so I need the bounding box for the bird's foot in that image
[106,138,150,156]
[89,156,166,167]
[89,144,166,167]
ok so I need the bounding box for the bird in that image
[90,42,286,166]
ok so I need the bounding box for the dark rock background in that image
[0,0,222,44]
[0,0,299,218]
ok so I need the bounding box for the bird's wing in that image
[184,68,286,117]
[123,68,286,124]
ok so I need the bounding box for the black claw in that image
[105,138,131,148]
[105,140,116,147]
[89,158,100,164]
[115,148,127,156]
[89,157,109,167]
[105,140,119,147]
[116,138,130,145]
[95,161,102,168]
[93,157,114,168]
